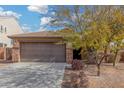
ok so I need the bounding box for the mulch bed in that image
[61,66,89,88]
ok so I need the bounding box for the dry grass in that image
[84,63,124,88]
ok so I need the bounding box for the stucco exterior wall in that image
[0,17,23,47]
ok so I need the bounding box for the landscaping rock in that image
[61,67,89,88]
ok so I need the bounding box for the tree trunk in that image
[104,47,108,63]
[80,51,84,60]
[80,47,84,59]
[113,61,116,67]
[96,55,105,76]
[97,64,100,76]
[113,50,118,67]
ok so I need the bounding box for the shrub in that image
[72,59,83,70]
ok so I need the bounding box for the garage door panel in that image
[20,43,66,62]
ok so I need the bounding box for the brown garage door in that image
[20,42,66,62]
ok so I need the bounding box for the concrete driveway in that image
[0,62,66,88]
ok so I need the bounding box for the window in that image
[0,25,7,34]
[11,40,14,45]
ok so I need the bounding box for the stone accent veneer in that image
[12,40,20,62]
[66,46,73,64]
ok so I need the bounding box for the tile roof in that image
[8,31,63,38]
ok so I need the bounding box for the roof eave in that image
[8,36,64,39]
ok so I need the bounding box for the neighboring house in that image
[8,31,73,63]
[0,17,23,47]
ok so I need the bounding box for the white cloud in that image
[38,26,48,31]
[27,5,48,14]
[21,24,31,32]
[51,12,55,15]
[0,7,21,19]
[40,17,53,25]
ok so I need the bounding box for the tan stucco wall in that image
[0,17,23,47]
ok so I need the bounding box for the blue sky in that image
[0,5,61,32]
[0,5,85,32]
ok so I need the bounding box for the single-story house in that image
[8,31,73,63]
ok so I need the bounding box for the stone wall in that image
[6,48,12,60]
[0,47,12,61]
[0,47,4,59]
[12,40,20,62]
[66,46,73,64]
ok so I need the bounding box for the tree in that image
[51,6,97,61]
[110,33,124,66]
[84,6,124,75]
[50,5,124,76]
